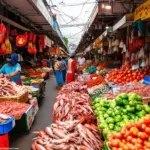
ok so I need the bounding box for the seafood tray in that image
[0,91,29,103]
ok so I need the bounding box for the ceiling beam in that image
[59,23,87,28]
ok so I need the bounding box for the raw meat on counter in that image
[53,91,93,122]
[61,81,87,92]
[0,101,31,117]
[32,120,103,150]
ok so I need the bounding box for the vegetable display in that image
[105,83,150,99]
[93,93,150,138]
[0,101,31,117]
[32,120,103,150]
[106,67,149,85]
[108,114,150,149]
[87,76,105,88]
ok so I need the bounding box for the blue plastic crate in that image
[143,76,150,85]
[33,85,39,89]
[0,116,15,134]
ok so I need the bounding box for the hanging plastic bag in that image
[5,38,12,54]
[138,47,144,59]
[121,45,127,54]
[132,61,139,70]
[119,40,124,48]
[0,23,6,44]
[0,42,7,55]
[16,32,28,47]
[140,59,146,68]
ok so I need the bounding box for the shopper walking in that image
[66,54,76,83]
[0,53,22,85]
[54,57,64,88]
[61,56,67,82]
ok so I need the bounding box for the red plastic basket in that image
[0,134,9,149]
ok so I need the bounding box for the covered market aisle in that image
[10,76,57,150]
[1,0,150,150]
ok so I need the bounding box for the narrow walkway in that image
[10,76,57,150]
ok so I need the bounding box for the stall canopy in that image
[0,0,68,51]
[76,0,147,53]
[113,13,134,32]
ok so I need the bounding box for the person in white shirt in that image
[77,55,85,66]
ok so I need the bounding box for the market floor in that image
[10,75,57,150]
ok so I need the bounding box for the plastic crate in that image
[0,134,9,149]
[13,106,34,133]
[143,76,150,85]
[0,116,15,134]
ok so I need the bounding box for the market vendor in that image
[0,53,22,85]
[66,54,77,83]
[77,54,85,66]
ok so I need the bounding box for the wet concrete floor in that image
[10,75,57,150]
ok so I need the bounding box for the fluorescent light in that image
[105,25,109,29]
[105,3,111,9]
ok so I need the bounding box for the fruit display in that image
[97,62,108,70]
[106,67,149,85]
[93,93,150,138]
[108,114,150,149]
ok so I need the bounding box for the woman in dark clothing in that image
[61,56,67,82]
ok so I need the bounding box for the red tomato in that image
[123,145,129,150]
[135,119,144,129]
[111,139,120,147]
[131,138,137,144]
[141,124,147,130]
[127,143,135,150]
[108,141,112,147]
[112,148,118,150]
[127,136,132,142]
[145,127,150,135]
[112,133,122,139]
[120,127,126,135]
[136,143,143,149]
[138,132,148,139]
[137,138,143,144]
[130,127,139,136]
[144,141,150,148]
[144,115,150,125]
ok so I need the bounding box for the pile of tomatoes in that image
[107,67,149,85]
[87,75,105,88]
[108,114,150,150]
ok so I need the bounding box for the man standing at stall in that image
[77,54,85,66]
[66,54,76,83]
